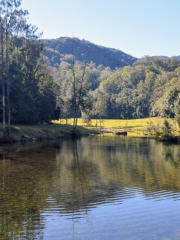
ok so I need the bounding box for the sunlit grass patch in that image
[54,117,172,129]
[54,117,179,137]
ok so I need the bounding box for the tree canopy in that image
[0,0,60,136]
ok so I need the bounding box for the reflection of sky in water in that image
[42,193,180,240]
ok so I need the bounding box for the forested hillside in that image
[41,37,180,123]
[56,55,180,121]
[43,37,138,70]
[89,56,180,119]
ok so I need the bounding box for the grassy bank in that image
[1,117,179,143]
[0,123,98,143]
[54,117,179,138]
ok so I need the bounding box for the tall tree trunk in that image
[72,51,77,134]
[0,12,6,137]
[71,40,89,136]
[74,53,89,134]
[5,16,10,136]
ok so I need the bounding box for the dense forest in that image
[89,56,180,120]
[1,1,180,137]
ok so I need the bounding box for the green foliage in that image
[88,57,180,120]
[146,119,175,138]
[82,113,92,126]
[160,89,179,118]
[39,38,180,122]
[49,53,180,121]
[2,26,180,126]
[8,39,59,124]
[0,1,60,126]
[162,119,172,135]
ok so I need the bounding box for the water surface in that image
[1,135,180,239]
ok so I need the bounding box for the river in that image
[0,134,180,239]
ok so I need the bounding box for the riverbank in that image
[0,123,99,144]
[54,117,164,131]
[1,117,180,144]
[54,118,180,142]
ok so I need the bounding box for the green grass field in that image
[54,117,175,129]
[54,117,179,137]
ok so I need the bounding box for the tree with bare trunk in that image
[70,43,92,136]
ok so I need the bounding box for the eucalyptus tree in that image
[65,42,93,136]
[0,0,26,135]
[0,0,6,136]
[4,0,29,133]
[0,0,42,136]
[71,54,92,135]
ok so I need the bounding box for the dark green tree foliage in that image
[89,57,180,119]
[56,59,107,122]
[0,1,59,127]
[9,38,59,124]
[160,89,179,118]
[55,54,180,120]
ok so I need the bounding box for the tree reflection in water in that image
[0,143,57,239]
[1,137,180,239]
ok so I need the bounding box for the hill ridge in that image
[42,37,138,70]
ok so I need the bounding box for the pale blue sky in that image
[21,0,180,58]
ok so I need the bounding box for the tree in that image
[0,0,60,132]
[0,0,6,136]
[91,90,107,127]
[160,89,179,118]
[0,0,60,131]
[70,47,92,136]
[9,37,59,124]
[0,0,30,136]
